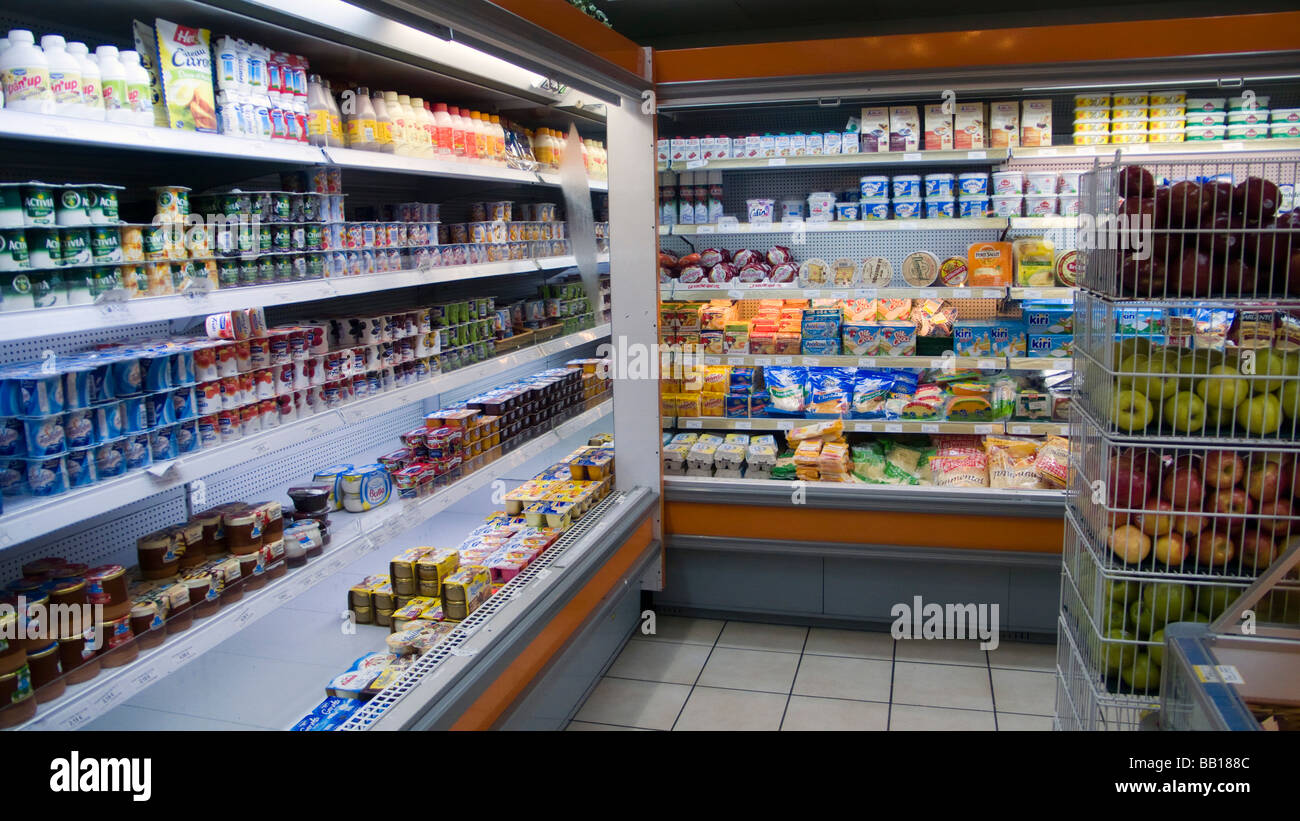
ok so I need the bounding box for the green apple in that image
[1143,582,1192,626]
[1113,337,1154,365]
[1149,627,1166,666]
[1111,389,1154,432]
[1128,599,1160,638]
[1101,629,1137,674]
[1162,390,1206,432]
[1240,393,1282,434]
[1194,365,1250,409]
[1100,603,1129,632]
[1202,401,1241,434]
[1249,349,1291,394]
[1119,352,1179,401]
[1121,652,1162,694]
[1196,585,1238,619]
[1281,380,1300,419]
[1104,578,1141,605]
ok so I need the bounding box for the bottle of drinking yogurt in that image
[40,35,82,119]
[65,42,101,120]
[1,30,54,115]
[119,50,152,127]
[95,45,130,123]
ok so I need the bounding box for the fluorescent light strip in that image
[1023,79,1223,91]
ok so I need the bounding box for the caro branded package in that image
[154,19,217,132]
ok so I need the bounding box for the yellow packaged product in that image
[389,548,429,596]
[154,19,218,132]
[441,567,492,621]
[1035,436,1070,488]
[391,597,442,631]
[984,436,1044,489]
[795,465,821,482]
[415,547,460,588]
[793,440,823,466]
[787,419,843,443]
[701,366,731,394]
[967,242,1012,286]
[1013,237,1056,287]
[700,393,725,417]
[673,393,701,417]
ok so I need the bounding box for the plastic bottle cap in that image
[96,45,119,59]
[8,30,35,46]
[40,34,66,49]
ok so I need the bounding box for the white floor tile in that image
[606,640,711,685]
[890,704,996,731]
[716,621,808,653]
[696,647,800,694]
[997,712,1055,731]
[634,615,725,646]
[572,677,691,730]
[792,655,893,703]
[991,669,1057,716]
[781,696,889,731]
[566,720,650,731]
[893,638,989,667]
[892,661,994,711]
[673,686,786,731]
[987,640,1056,672]
[804,627,894,660]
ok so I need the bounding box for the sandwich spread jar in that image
[222,508,264,555]
[85,564,129,617]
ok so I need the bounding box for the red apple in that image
[1194,531,1236,566]
[1247,461,1283,503]
[1207,488,1254,531]
[1110,448,1160,509]
[1233,177,1282,221]
[1202,180,1235,216]
[1118,166,1156,199]
[1175,513,1209,536]
[1120,254,1164,298]
[1169,180,1207,227]
[1255,498,1294,537]
[1168,249,1216,296]
[1239,530,1278,571]
[1202,451,1245,489]
[1162,461,1205,510]
[1152,185,1173,229]
[1220,257,1258,299]
[1138,497,1177,536]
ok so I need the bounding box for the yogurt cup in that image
[56,187,92,227]
[860,201,890,221]
[892,199,922,220]
[1187,97,1226,112]
[0,418,22,457]
[746,199,775,223]
[1271,123,1300,139]
[27,228,62,268]
[65,446,96,488]
[120,395,149,433]
[88,186,123,225]
[834,202,860,221]
[859,176,889,199]
[892,175,921,199]
[18,414,65,456]
[63,408,99,448]
[93,437,127,478]
[1058,171,1083,196]
[21,183,58,227]
[59,227,91,266]
[923,174,955,198]
[1229,95,1268,111]
[991,195,1023,217]
[0,459,24,495]
[957,173,989,196]
[1227,124,1269,140]
[0,229,30,272]
[958,198,989,218]
[1025,172,1059,196]
[0,184,24,227]
[1,371,63,416]
[149,424,180,462]
[177,418,200,454]
[23,454,68,497]
[1059,196,1081,216]
[925,199,955,219]
[1,272,35,311]
[991,171,1024,195]
[780,199,805,219]
[1024,195,1059,216]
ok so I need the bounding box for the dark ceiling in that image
[595,0,1297,50]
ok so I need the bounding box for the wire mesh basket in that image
[1055,611,1157,731]
[1079,157,1299,301]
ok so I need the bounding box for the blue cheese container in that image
[123,431,152,471]
[63,408,99,448]
[65,446,97,488]
[149,424,179,462]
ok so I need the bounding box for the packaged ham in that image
[707,262,737,282]
[699,248,729,267]
[766,245,793,265]
[770,262,798,283]
[677,265,705,283]
[731,249,763,268]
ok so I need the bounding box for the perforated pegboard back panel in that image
[0,321,175,367]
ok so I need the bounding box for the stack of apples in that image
[1105,448,1295,574]
[1109,337,1299,436]
[1114,165,1300,298]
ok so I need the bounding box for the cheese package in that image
[954,102,987,150]
[967,242,1012,286]
[1028,334,1074,358]
[1013,237,1056,286]
[154,19,218,132]
[878,323,917,356]
[860,106,890,152]
[889,105,921,152]
[842,323,881,356]
[1020,100,1053,147]
[991,322,1028,357]
[924,104,954,150]
[989,101,1020,147]
[954,321,995,357]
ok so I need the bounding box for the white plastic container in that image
[892,198,922,220]
[1187,111,1227,127]
[1227,110,1269,126]
[1186,97,1226,112]
[1273,109,1300,124]
[66,42,102,120]
[1185,125,1227,141]
[780,199,804,219]
[807,192,836,219]
[1271,123,1300,139]
[957,173,988,196]
[991,195,1023,217]
[1024,195,1058,216]
[1,30,54,114]
[40,35,82,119]
[94,45,129,123]
[991,171,1024,195]
[858,175,889,199]
[958,198,989,218]
[1058,171,1083,196]
[891,175,921,199]
[1059,196,1080,216]
[1226,123,1269,140]
[119,50,152,127]
[1024,172,1058,196]
[1229,95,1269,111]
[923,173,954,198]
[746,198,775,223]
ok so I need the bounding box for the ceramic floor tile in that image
[997,712,1055,731]
[893,638,989,667]
[715,621,808,653]
[566,720,651,731]
[804,627,895,660]
[85,704,271,731]
[892,661,994,711]
[987,640,1057,672]
[890,705,997,731]
[633,615,725,646]
[780,696,889,731]
[572,677,691,730]
[696,647,800,694]
[606,639,712,685]
[792,654,893,703]
[672,686,787,731]
[991,669,1057,717]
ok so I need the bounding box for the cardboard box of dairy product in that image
[888,105,920,152]
[990,101,1020,148]
[953,102,986,150]
[923,104,954,151]
[859,107,889,152]
[1020,99,1053,147]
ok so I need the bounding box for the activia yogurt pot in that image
[0,184,24,228]
[21,183,57,228]
[0,229,30,272]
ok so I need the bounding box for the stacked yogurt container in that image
[1186,96,1228,141]
[1226,95,1271,141]
[891,174,922,220]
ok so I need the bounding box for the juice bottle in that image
[346,85,377,150]
[371,90,394,153]
[489,114,506,164]
[432,102,453,157]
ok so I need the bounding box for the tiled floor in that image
[569,617,1057,731]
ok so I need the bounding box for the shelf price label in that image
[1020,289,1043,299]
[903,152,922,162]
[753,357,773,366]
[694,225,715,234]
[828,291,849,300]
[885,423,903,433]
[725,356,745,366]
[974,425,995,434]
[768,157,787,166]
[726,289,745,299]
[977,359,999,370]
[734,421,753,430]
[776,419,795,431]
[858,358,876,368]
[773,356,792,366]
[1010,425,1031,435]
[982,289,1004,299]
[967,150,987,159]
[803,290,822,298]
[685,419,702,429]
[685,159,707,169]
[703,356,721,366]
[802,357,820,367]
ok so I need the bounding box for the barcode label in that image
[695,225,715,234]
[977,359,998,369]
[1021,289,1043,299]
[703,356,721,365]
[858,358,876,368]
[734,421,753,430]
[1010,425,1030,435]
[774,356,793,365]
[776,420,795,430]
[753,357,773,366]
[726,356,744,366]
[768,158,786,166]
[804,290,822,298]
[686,159,707,169]
[983,289,1003,299]
[685,420,702,429]
[802,357,820,366]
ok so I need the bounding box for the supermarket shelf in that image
[663,475,1066,517]
[675,417,1007,434]
[324,147,607,190]
[692,353,1006,370]
[13,399,613,731]
[0,255,602,343]
[661,284,1007,301]
[0,324,610,548]
[1007,421,1070,436]
[666,148,1010,172]
[1008,356,1073,371]
[1009,217,1078,230]
[1008,287,1076,300]
[1011,138,1300,161]
[665,218,1008,235]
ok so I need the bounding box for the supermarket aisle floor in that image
[568,617,1057,731]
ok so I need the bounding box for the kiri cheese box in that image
[1022,301,1073,335]
[954,320,996,357]
[954,102,986,150]
[989,101,1021,148]
[1020,99,1053,147]
[924,104,954,151]
[1028,333,1074,358]
[889,105,921,152]
[992,322,1028,357]
[859,106,890,152]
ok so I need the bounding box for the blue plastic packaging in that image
[19,414,66,456]
[23,454,68,497]
[93,437,127,478]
